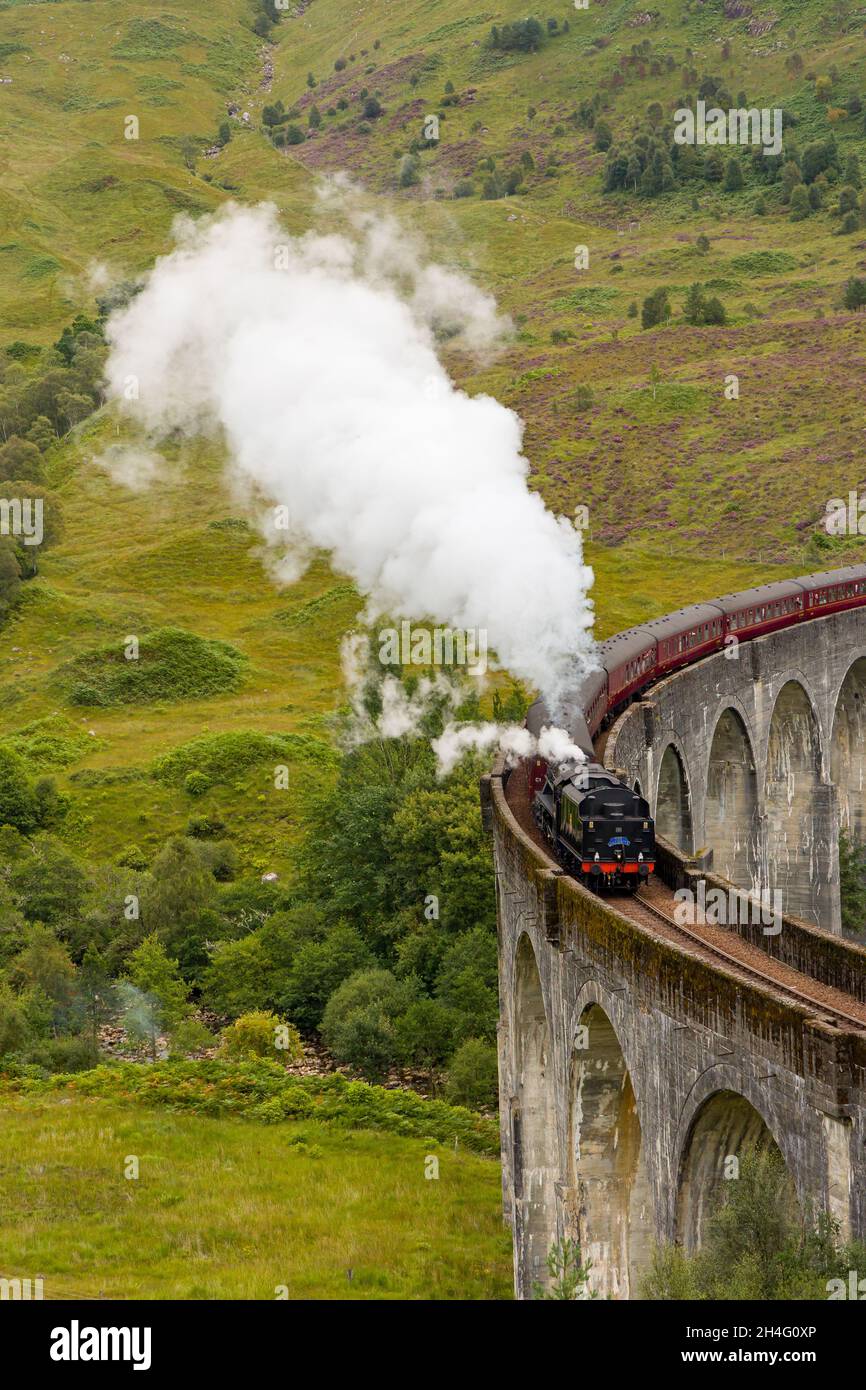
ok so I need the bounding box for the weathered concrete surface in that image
[605,608,866,933]
[485,764,866,1301]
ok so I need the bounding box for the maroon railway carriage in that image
[525,563,866,816]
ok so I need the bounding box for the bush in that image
[453,179,475,198]
[488,19,544,54]
[281,926,374,1030]
[62,628,247,708]
[445,1038,499,1109]
[219,1010,302,1062]
[320,968,417,1080]
[168,1017,214,1055]
[362,96,382,119]
[641,287,671,330]
[398,154,420,188]
[4,1060,501,1152]
[642,1147,866,1300]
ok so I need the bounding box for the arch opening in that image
[676,1090,795,1253]
[705,708,758,889]
[655,744,694,853]
[513,935,558,1298]
[764,680,824,921]
[831,657,866,846]
[569,1004,653,1299]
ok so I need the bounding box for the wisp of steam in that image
[101,199,596,766]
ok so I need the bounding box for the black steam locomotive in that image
[531,761,655,891]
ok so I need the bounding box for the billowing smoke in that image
[102,199,596,708]
[432,721,586,777]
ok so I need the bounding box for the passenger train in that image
[528,564,866,891]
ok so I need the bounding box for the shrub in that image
[398,154,420,188]
[320,968,417,1080]
[453,179,475,198]
[62,628,247,708]
[444,1038,499,1109]
[219,1010,302,1062]
[488,19,544,53]
[362,96,382,119]
[641,287,671,330]
[168,1017,214,1056]
[724,156,744,191]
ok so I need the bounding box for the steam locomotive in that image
[531,760,655,891]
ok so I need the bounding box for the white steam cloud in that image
[102,199,595,706]
[432,722,587,778]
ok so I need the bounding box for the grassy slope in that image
[0,1093,511,1298]
[2,0,862,1302]
[2,0,858,869]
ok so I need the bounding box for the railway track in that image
[633,887,866,1033]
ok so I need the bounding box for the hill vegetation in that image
[3,0,866,1295]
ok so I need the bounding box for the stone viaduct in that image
[483,606,866,1299]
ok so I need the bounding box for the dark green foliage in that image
[683,283,727,326]
[790,182,811,220]
[643,1147,866,1299]
[320,967,418,1080]
[278,925,374,1030]
[724,156,744,191]
[641,287,671,330]
[843,277,866,311]
[4,1061,501,1152]
[445,1038,499,1109]
[839,829,866,930]
[61,627,247,707]
[488,19,544,54]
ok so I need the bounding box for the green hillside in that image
[2,0,866,1299]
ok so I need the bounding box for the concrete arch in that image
[705,707,759,889]
[759,666,827,770]
[764,680,825,920]
[513,933,558,1297]
[675,1088,796,1252]
[831,656,866,846]
[569,1002,653,1298]
[655,741,694,853]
